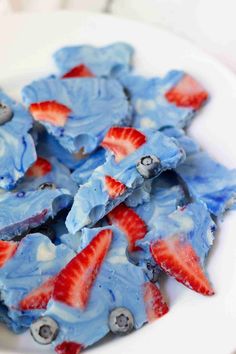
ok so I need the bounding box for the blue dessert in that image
[22,77,131,154]
[30,226,168,352]
[0,187,72,240]
[66,127,185,233]
[0,91,36,190]
[0,234,75,332]
[120,70,208,130]
[54,42,134,78]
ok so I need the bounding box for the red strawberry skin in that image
[29,101,71,127]
[26,157,52,177]
[107,203,147,251]
[0,241,18,268]
[19,276,57,310]
[104,176,126,199]
[165,74,208,110]
[53,229,112,309]
[101,127,146,162]
[55,341,83,354]
[143,282,169,322]
[150,235,214,296]
[62,64,94,79]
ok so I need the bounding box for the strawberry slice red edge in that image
[150,235,214,296]
[62,64,94,79]
[19,275,57,310]
[0,241,18,268]
[26,157,52,177]
[29,100,71,127]
[143,282,169,322]
[53,229,113,309]
[101,127,147,162]
[165,74,208,110]
[55,341,83,354]
[107,203,147,251]
[104,175,127,199]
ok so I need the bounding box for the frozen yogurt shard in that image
[31,226,168,352]
[120,70,208,130]
[53,42,134,78]
[22,77,131,154]
[0,234,75,332]
[0,91,36,190]
[0,188,72,240]
[66,127,185,233]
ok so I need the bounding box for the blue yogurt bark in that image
[0,187,72,240]
[120,70,208,130]
[66,127,185,233]
[0,234,75,332]
[54,42,134,78]
[22,77,131,154]
[0,91,36,190]
[30,226,168,352]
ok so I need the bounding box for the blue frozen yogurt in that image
[22,77,131,154]
[66,129,185,233]
[71,148,106,185]
[137,201,215,266]
[176,151,236,216]
[120,70,208,130]
[16,156,78,195]
[0,91,36,190]
[35,226,167,352]
[0,188,72,240]
[0,233,75,332]
[54,42,134,77]
[36,130,89,170]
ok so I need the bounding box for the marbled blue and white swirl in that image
[22,77,131,154]
[0,91,36,190]
[0,233,75,332]
[54,42,134,78]
[137,202,215,266]
[17,156,78,195]
[66,129,185,233]
[44,226,155,351]
[0,188,72,240]
[120,70,198,130]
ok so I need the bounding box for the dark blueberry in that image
[0,102,13,125]
[16,191,25,198]
[109,307,134,335]
[136,155,161,178]
[38,182,56,190]
[30,316,59,345]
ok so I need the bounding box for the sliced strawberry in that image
[107,203,147,251]
[29,101,71,126]
[104,176,126,199]
[53,229,112,309]
[0,241,18,268]
[150,235,214,296]
[62,64,94,79]
[55,341,83,354]
[101,127,146,162]
[26,157,52,177]
[19,276,56,310]
[165,74,208,110]
[143,282,169,322]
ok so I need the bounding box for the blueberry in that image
[109,307,134,335]
[136,155,161,179]
[0,102,13,125]
[38,182,56,190]
[30,316,59,345]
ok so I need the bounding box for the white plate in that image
[0,11,236,354]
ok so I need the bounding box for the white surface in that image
[0,11,236,354]
[1,0,236,73]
